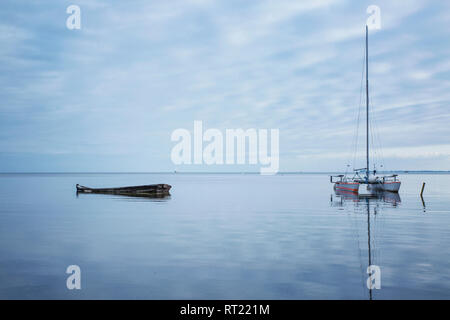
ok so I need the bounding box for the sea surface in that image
[0,173,449,299]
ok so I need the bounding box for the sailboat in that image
[330,26,401,194]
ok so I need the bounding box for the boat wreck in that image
[76,184,171,197]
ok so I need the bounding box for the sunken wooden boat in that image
[76,183,171,197]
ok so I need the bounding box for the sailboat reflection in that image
[331,190,401,207]
[331,190,401,300]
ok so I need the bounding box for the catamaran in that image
[330,26,401,194]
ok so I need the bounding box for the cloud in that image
[296,144,450,160]
[0,0,449,171]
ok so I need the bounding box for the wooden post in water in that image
[420,182,426,210]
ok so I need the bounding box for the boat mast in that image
[365,25,370,182]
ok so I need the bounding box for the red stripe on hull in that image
[335,184,359,193]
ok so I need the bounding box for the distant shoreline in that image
[1,171,449,175]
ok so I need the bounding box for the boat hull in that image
[76,184,171,196]
[334,182,360,193]
[367,181,401,193]
[381,181,401,192]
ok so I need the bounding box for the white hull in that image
[368,181,401,193]
[381,181,401,192]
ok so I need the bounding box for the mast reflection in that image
[331,190,401,299]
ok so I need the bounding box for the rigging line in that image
[368,96,379,169]
[377,205,384,267]
[373,106,386,170]
[370,109,378,169]
[366,80,380,171]
[369,89,386,171]
[372,89,384,166]
[355,204,366,294]
[375,121,384,170]
[369,100,380,169]
[376,205,384,270]
[373,204,382,273]
[352,43,367,170]
[377,203,387,269]
[347,206,365,295]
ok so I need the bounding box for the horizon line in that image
[1,170,449,174]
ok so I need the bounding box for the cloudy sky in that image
[1,0,450,172]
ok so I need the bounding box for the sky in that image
[1,0,450,172]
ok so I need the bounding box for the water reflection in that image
[331,190,401,206]
[420,195,426,212]
[331,190,401,300]
[76,191,171,202]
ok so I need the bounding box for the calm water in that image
[0,173,449,299]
